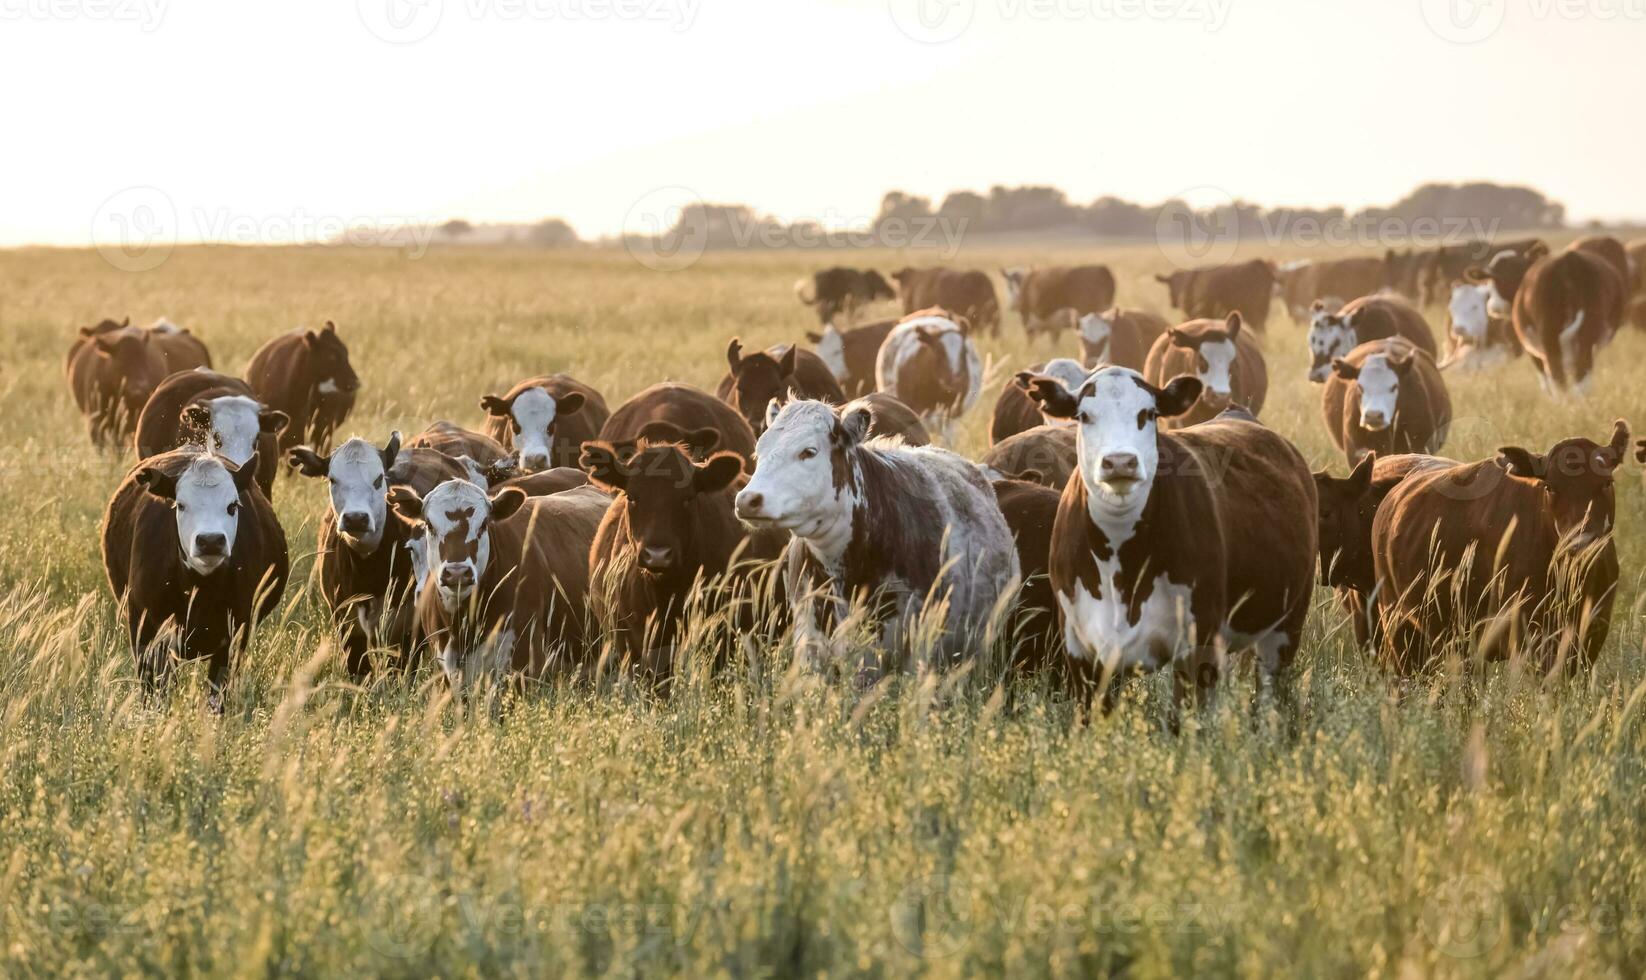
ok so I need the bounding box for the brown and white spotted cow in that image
[1419,238,1540,307]
[600,382,758,466]
[101,449,288,711]
[890,267,1001,337]
[1001,266,1118,339]
[1467,241,1627,392]
[1274,256,1385,324]
[765,391,931,448]
[794,267,896,326]
[1305,294,1437,383]
[989,359,1087,445]
[1372,422,1630,672]
[479,374,609,473]
[805,318,897,399]
[245,322,361,453]
[874,308,983,436]
[980,425,1077,490]
[68,319,213,446]
[1142,313,1268,429]
[716,340,845,435]
[134,370,287,501]
[1321,339,1452,465]
[1078,308,1167,371]
[1440,280,1522,371]
[1155,259,1276,332]
[1021,369,1317,720]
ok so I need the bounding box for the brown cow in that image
[890,267,1001,337]
[1001,266,1117,338]
[805,318,896,399]
[794,267,896,326]
[389,480,609,693]
[134,369,286,500]
[1322,339,1451,465]
[989,359,1086,445]
[990,477,1062,673]
[766,390,931,447]
[1078,308,1167,371]
[1383,249,1426,301]
[599,382,757,465]
[1419,238,1540,307]
[1274,256,1385,324]
[1142,313,1268,429]
[405,421,510,473]
[1468,241,1626,391]
[68,319,212,446]
[874,308,983,434]
[1306,294,1438,383]
[979,425,1076,490]
[716,340,845,435]
[101,449,287,712]
[1023,369,1317,721]
[244,322,360,453]
[1154,259,1275,332]
[1372,422,1630,672]
[479,374,609,473]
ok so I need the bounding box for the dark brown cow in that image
[599,382,757,465]
[1023,369,1317,720]
[1274,256,1385,324]
[1468,241,1626,390]
[890,267,1001,337]
[493,467,592,497]
[1419,238,1540,307]
[989,359,1087,445]
[1001,265,1117,338]
[479,374,609,473]
[1372,422,1630,672]
[1142,313,1268,429]
[68,320,213,446]
[805,318,896,399]
[990,477,1062,673]
[1078,308,1168,371]
[101,449,288,712]
[794,267,896,326]
[244,322,360,453]
[389,481,609,692]
[134,370,286,500]
[1154,259,1275,332]
[979,425,1076,490]
[405,421,510,470]
[1322,339,1451,465]
[582,437,785,681]
[1306,294,1438,383]
[1383,249,1426,301]
[716,340,845,435]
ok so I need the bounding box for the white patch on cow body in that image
[813,324,848,382]
[149,318,181,334]
[414,480,495,614]
[1561,311,1588,390]
[1307,319,1355,382]
[509,387,558,471]
[172,456,243,576]
[1448,283,1491,344]
[203,395,264,468]
[1353,354,1401,431]
[326,438,390,554]
[1058,568,1195,673]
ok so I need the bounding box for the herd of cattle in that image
[71,232,1646,717]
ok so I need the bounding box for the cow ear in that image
[1155,376,1204,418]
[1599,420,1630,470]
[135,466,178,501]
[950,314,972,336]
[1348,452,1376,493]
[834,406,873,448]
[1167,327,1194,349]
[556,391,586,417]
[303,330,320,345]
[1497,446,1545,479]
[804,331,823,344]
[1332,358,1360,380]
[230,455,259,493]
[1311,299,1325,313]
[1527,241,1550,262]
[259,410,290,435]
[1389,353,1415,377]
[578,441,628,492]
[726,338,743,372]
[766,397,784,431]
[636,420,687,445]
[1635,438,1646,465]
[387,485,424,522]
[1014,468,1045,484]
[1012,369,1037,392]
[94,335,120,356]
[693,452,744,494]
[287,447,329,477]
[479,394,512,417]
[1463,266,1488,283]
[180,403,212,432]
[685,427,721,456]
[487,487,527,522]
[778,345,798,378]
[1154,273,1171,284]
[379,430,402,470]
[1224,311,1243,340]
[120,316,131,328]
[1021,374,1080,419]
[323,320,338,335]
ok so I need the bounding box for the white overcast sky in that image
[4,0,1645,246]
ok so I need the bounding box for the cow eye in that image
[799,448,817,461]
[373,476,384,489]
[176,502,187,513]
[1077,411,1093,425]
[226,502,240,516]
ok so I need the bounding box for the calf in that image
[1155,259,1275,332]
[717,340,845,435]
[135,370,286,500]
[1021,369,1317,719]
[1001,266,1117,338]
[101,449,288,711]
[1305,294,1437,383]
[1470,243,1626,391]
[1078,308,1167,371]
[805,318,897,399]
[990,358,1087,445]
[1322,339,1451,465]
[890,267,1001,337]
[480,374,609,473]
[874,308,983,434]
[734,399,1020,678]
[1275,257,1386,324]
[979,424,1077,489]
[600,382,757,465]
[990,477,1063,673]
[68,320,212,446]
[1440,281,1521,371]
[389,480,608,692]
[1142,313,1268,428]
[794,267,896,326]
[245,322,361,452]
[1372,422,1629,672]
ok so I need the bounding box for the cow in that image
[1305,294,1438,383]
[1383,249,1426,301]
[600,382,757,465]
[890,267,1001,337]
[1274,256,1386,324]
[1419,238,1540,307]
[68,319,212,446]
[1001,266,1117,339]
[134,369,287,500]
[1142,313,1267,429]
[990,477,1063,673]
[1154,259,1275,332]
[989,359,1087,445]
[1020,369,1317,722]
[874,308,983,436]
[716,340,845,435]
[405,421,510,470]
[980,425,1077,490]
[734,399,1020,680]
[1467,242,1626,391]
[766,390,930,447]
[388,480,609,694]
[244,322,361,453]
[805,318,897,399]
[101,449,288,712]
[1078,308,1167,371]
[1439,281,1522,371]
[581,435,786,682]
[492,466,592,497]
[479,374,609,473]
[1322,339,1452,465]
[1371,422,1630,673]
[794,267,896,326]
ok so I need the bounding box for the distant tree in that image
[937,191,986,231]
[529,218,579,248]
[440,219,474,240]
[874,191,933,234]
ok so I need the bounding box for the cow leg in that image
[206,638,233,716]
[341,603,374,678]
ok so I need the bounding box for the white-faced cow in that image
[479,374,609,473]
[989,358,1087,445]
[874,308,983,436]
[1321,339,1451,465]
[1142,313,1268,429]
[68,319,213,446]
[1305,294,1437,383]
[805,318,897,399]
[134,369,287,500]
[764,391,931,448]
[717,340,845,435]
[1078,308,1167,371]
[1001,266,1118,339]
[245,322,360,453]
[1440,281,1522,371]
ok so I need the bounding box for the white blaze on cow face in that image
[1307,318,1355,383]
[1352,354,1402,431]
[327,438,390,552]
[509,387,558,472]
[1195,340,1238,402]
[737,400,857,551]
[1067,369,1163,535]
[1078,313,1112,358]
[813,324,847,382]
[203,395,264,467]
[171,457,244,576]
[415,480,495,614]
[1449,283,1491,343]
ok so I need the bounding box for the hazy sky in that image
[5,0,1645,246]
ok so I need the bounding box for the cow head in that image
[865,270,896,302]
[136,453,259,576]
[180,396,287,471]
[1307,302,1357,383]
[1165,313,1242,407]
[389,479,527,613]
[1078,311,1115,365]
[1447,281,1492,345]
[303,322,361,397]
[1465,243,1547,318]
[1014,360,1087,428]
[480,384,587,473]
[94,330,167,416]
[805,324,848,383]
[725,339,801,435]
[736,399,871,536]
[1022,367,1202,516]
[580,438,743,576]
[1312,453,1378,589]
[1154,269,1194,308]
[1497,420,1630,548]
[1332,345,1416,433]
[290,432,401,553]
[1001,268,1027,310]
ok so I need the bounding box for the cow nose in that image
[519,452,550,473]
[640,546,675,571]
[735,490,763,517]
[341,511,371,534]
[1362,410,1387,429]
[440,565,475,591]
[195,532,227,556]
[1100,453,1140,481]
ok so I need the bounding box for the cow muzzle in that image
[340,511,372,535]
[439,563,476,597]
[639,546,676,572]
[1360,410,1389,431]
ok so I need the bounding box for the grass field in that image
[2,239,1644,977]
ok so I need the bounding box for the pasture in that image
[3,240,1644,977]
